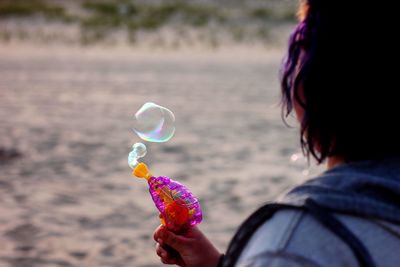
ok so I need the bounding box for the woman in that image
[154,1,400,266]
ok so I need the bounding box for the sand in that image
[0,43,323,267]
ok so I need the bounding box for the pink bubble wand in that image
[133,162,202,233]
[128,143,202,234]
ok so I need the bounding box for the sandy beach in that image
[0,43,322,267]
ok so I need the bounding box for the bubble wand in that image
[128,103,202,234]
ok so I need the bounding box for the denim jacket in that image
[235,158,400,267]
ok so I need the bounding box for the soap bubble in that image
[290,153,306,163]
[290,152,310,177]
[128,143,147,169]
[132,102,175,143]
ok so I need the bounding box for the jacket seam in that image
[277,210,305,250]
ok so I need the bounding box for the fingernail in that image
[157,238,163,245]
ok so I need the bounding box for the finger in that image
[160,256,179,265]
[157,242,180,260]
[156,243,179,259]
[156,243,180,265]
[156,243,167,257]
[159,228,189,251]
[153,224,165,242]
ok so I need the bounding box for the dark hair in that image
[280,1,399,164]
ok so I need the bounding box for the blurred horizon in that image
[0,0,297,49]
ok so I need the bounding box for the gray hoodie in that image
[235,158,400,267]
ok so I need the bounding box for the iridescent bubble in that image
[290,152,310,177]
[128,143,147,169]
[132,102,175,143]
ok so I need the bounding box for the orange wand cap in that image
[133,162,152,180]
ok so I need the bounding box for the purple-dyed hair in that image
[280,1,320,162]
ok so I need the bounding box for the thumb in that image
[159,228,190,251]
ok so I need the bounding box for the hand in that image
[153,225,222,267]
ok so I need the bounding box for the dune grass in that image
[0,0,297,46]
[0,0,74,22]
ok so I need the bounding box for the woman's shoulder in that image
[236,209,400,267]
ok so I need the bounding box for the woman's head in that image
[280,0,399,164]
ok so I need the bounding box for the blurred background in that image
[0,1,323,266]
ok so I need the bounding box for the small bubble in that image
[290,152,310,177]
[290,152,306,163]
[128,143,147,169]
